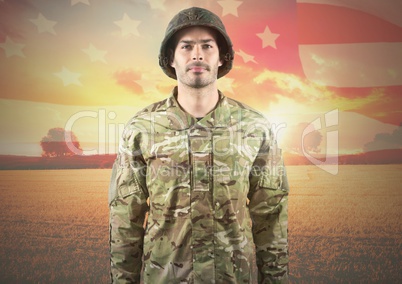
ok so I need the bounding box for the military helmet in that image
[159,7,234,80]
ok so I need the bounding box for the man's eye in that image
[182,45,191,49]
[203,45,213,49]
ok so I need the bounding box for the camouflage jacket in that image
[109,87,289,283]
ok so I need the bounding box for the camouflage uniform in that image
[109,87,289,283]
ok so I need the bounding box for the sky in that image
[0,0,401,157]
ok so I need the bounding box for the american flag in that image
[0,0,401,157]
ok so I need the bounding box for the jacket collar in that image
[166,87,231,130]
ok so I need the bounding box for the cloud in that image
[113,68,143,94]
[281,122,323,154]
[364,123,402,152]
[248,68,392,116]
[253,69,334,101]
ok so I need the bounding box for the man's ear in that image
[218,51,224,67]
[168,49,175,68]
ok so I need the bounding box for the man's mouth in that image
[191,67,205,72]
[187,63,209,73]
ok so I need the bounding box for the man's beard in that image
[190,76,209,89]
[181,63,219,89]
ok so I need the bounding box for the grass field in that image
[0,165,401,283]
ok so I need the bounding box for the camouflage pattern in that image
[109,87,289,283]
[159,7,234,80]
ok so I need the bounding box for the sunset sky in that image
[1,0,401,157]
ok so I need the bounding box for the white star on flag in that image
[114,13,141,37]
[82,44,107,63]
[147,0,166,10]
[30,13,57,35]
[54,67,82,86]
[257,26,280,49]
[0,37,25,58]
[237,49,257,64]
[218,0,243,17]
[71,0,90,6]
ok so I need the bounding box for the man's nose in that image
[192,45,203,61]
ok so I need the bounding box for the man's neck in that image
[176,83,220,118]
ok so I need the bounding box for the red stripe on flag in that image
[297,3,402,44]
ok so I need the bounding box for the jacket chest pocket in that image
[212,133,261,183]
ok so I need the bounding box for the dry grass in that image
[288,165,402,283]
[0,169,110,283]
[0,165,401,283]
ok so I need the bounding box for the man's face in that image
[170,26,222,89]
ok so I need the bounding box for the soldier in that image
[109,6,289,283]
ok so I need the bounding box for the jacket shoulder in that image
[120,98,170,139]
[134,98,169,118]
[127,98,169,123]
[225,96,268,121]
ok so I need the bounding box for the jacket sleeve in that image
[248,127,289,283]
[109,125,149,283]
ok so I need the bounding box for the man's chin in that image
[188,79,208,89]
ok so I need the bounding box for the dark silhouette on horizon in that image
[40,127,82,157]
